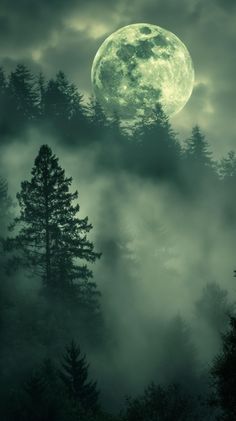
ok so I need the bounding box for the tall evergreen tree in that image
[37,72,47,119]
[6,145,101,300]
[8,64,38,123]
[185,126,212,167]
[123,383,199,421]
[43,71,87,141]
[44,72,75,120]
[0,177,10,339]
[0,67,8,136]
[129,105,181,180]
[87,98,108,143]
[211,316,236,420]
[219,151,236,180]
[0,177,11,232]
[217,151,236,224]
[0,67,6,95]
[0,67,7,107]
[182,125,215,192]
[195,283,233,334]
[59,341,99,413]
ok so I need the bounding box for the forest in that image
[1,64,236,420]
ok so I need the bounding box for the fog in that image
[0,123,234,413]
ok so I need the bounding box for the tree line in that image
[1,64,235,186]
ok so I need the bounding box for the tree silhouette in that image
[6,145,101,300]
[128,105,181,180]
[185,126,212,168]
[0,67,9,136]
[219,151,236,180]
[88,98,108,141]
[0,177,11,232]
[160,316,199,390]
[123,383,198,421]
[195,283,233,334]
[8,64,38,125]
[59,341,99,413]
[43,71,87,142]
[211,316,236,420]
[0,68,6,96]
[182,125,215,192]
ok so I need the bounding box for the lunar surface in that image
[91,23,195,119]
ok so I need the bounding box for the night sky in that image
[0,0,235,155]
[1,2,236,414]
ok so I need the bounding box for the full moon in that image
[91,23,195,119]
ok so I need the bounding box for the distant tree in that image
[8,64,39,124]
[153,316,198,391]
[0,67,6,95]
[0,67,9,136]
[0,177,11,233]
[43,71,87,141]
[211,316,236,420]
[129,105,181,180]
[0,177,11,340]
[7,363,63,421]
[219,151,236,180]
[88,99,108,134]
[123,383,199,421]
[36,72,47,119]
[195,283,233,334]
[25,373,46,417]
[217,151,236,224]
[44,72,75,119]
[0,68,7,107]
[4,352,111,421]
[59,341,99,414]
[6,145,101,302]
[185,126,212,168]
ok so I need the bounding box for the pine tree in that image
[185,126,212,167]
[43,71,87,141]
[129,105,181,180]
[87,98,108,143]
[0,67,6,97]
[37,72,47,119]
[10,368,61,421]
[161,316,198,389]
[0,177,10,339]
[8,64,39,123]
[6,145,101,299]
[195,283,233,334]
[219,151,236,179]
[0,68,8,136]
[0,177,10,230]
[211,316,236,420]
[44,72,74,120]
[59,341,99,413]
[124,383,198,421]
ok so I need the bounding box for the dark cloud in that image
[0,0,68,52]
[38,28,100,92]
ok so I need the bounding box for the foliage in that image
[123,383,200,421]
[211,316,236,420]
[5,145,101,302]
[59,341,99,413]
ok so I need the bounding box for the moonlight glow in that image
[91,23,195,119]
